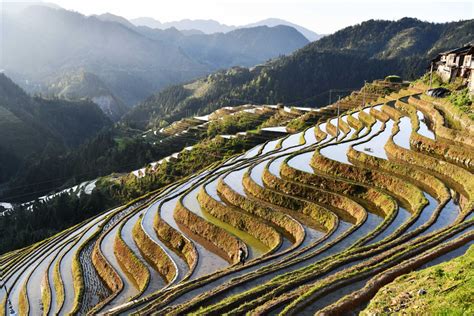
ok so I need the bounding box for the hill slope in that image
[125,18,474,129]
[3,6,309,106]
[45,71,129,121]
[0,74,111,183]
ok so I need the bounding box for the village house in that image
[431,44,474,94]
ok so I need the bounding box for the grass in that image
[114,224,150,293]
[363,244,474,315]
[41,273,51,316]
[132,215,176,283]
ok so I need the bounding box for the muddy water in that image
[47,242,72,315]
[182,186,269,260]
[99,224,139,311]
[205,179,223,202]
[26,246,63,316]
[142,181,206,282]
[242,144,264,159]
[59,216,108,314]
[418,199,460,238]
[288,151,314,173]
[24,226,86,315]
[304,127,317,144]
[120,211,165,297]
[161,195,228,279]
[419,225,473,270]
[166,220,350,310]
[250,161,267,187]
[5,217,100,315]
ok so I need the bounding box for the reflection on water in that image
[320,121,383,164]
[417,111,435,139]
[354,120,393,160]
[393,117,411,149]
[288,152,314,173]
[183,187,269,261]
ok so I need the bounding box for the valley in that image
[0,2,472,314]
[1,76,472,314]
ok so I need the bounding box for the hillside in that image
[3,6,309,106]
[364,245,474,314]
[124,18,474,129]
[245,18,322,41]
[45,71,129,121]
[1,74,472,315]
[0,74,111,183]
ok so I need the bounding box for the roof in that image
[432,44,474,63]
[438,44,474,56]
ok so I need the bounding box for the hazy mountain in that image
[125,18,474,129]
[245,18,322,41]
[130,17,321,41]
[131,17,235,33]
[45,71,129,121]
[0,73,111,183]
[93,12,136,29]
[2,5,209,105]
[172,25,309,68]
[3,6,309,107]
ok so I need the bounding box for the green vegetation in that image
[207,111,264,137]
[126,19,474,130]
[0,74,111,184]
[364,245,474,315]
[449,88,473,120]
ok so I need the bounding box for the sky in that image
[3,0,473,33]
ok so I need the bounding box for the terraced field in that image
[1,81,473,315]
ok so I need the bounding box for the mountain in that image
[2,6,207,106]
[130,17,322,41]
[0,73,111,183]
[45,71,129,121]
[3,6,309,106]
[171,25,309,69]
[93,12,136,29]
[124,18,474,129]
[131,17,235,33]
[245,18,322,41]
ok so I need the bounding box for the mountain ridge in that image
[124,18,474,129]
[3,5,309,107]
[130,16,322,41]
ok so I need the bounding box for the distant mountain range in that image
[124,18,474,129]
[130,17,322,41]
[1,5,309,111]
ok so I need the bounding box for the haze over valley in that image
[0,1,473,315]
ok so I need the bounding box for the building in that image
[431,44,474,94]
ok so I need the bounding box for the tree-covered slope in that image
[124,18,473,129]
[45,71,129,121]
[0,74,111,183]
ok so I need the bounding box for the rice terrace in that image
[0,1,473,315]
